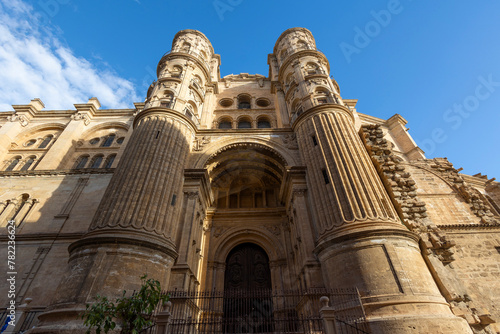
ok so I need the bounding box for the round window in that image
[219,98,233,107]
[256,98,271,107]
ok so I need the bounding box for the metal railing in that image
[157,288,370,334]
[0,309,44,333]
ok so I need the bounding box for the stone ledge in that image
[0,168,115,177]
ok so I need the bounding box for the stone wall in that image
[361,124,500,333]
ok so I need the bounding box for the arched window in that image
[171,66,183,78]
[90,155,104,168]
[238,118,252,129]
[257,118,271,129]
[104,154,116,169]
[74,155,89,169]
[20,156,35,171]
[38,135,53,149]
[11,194,31,222]
[238,95,251,109]
[6,157,21,171]
[218,119,232,129]
[193,75,203,88]
[101,134,115,147]
[184,108,193,120]
[305,63,319,75]
[315,89,331,105]
[160,92,174,108]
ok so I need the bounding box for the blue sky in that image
[1,0,499,179]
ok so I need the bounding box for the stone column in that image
[294,104,472,333]
[0,200,17,227]
[32,108,195,333]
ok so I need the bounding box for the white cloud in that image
[0,0,140,111]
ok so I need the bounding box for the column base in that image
[366,314,472,334]
[30,231,176,334]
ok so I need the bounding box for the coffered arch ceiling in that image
[205,144,288,208]
[205,144,286,188]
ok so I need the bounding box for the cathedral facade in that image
[0,28,499,333]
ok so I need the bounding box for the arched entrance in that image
[224,243,272,291]
[223,243,273,333]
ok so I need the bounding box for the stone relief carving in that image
[71,113,90,126]
[281,133,298,150]
[8,114,29,127]
[263,224,281,236]
[213,226,229,238]
[193,136,211,151]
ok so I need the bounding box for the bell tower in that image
[33,30,218,333]
[272,28,472,333]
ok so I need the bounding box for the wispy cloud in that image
[0,0,140,111]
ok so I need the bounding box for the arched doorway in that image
[223,243,273,333]
[224,243,272,291]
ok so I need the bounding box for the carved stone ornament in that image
[263,224,281,236]
[185,191,199,199]
[281,134,299,150]
[71,113,90,126]
[193,136,211,151]
[213,226,228,238]
[8,114,29,127]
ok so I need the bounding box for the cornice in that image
[0,232,85,241]
[438,223,500,230]
[291,103,354,131]
[0,168,115,178]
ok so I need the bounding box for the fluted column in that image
[296,106,399,237]
[294,104,471,334]
[88,110,193,249]
[32,109,195,334]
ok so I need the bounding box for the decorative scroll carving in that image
[193,136,211,151]
[71,113,90,126]
[8,114,29,127]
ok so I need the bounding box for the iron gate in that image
[159,288,370,334]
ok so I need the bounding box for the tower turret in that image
[32,30,217,333]
[271,28,343,125]
[274,28,472,333]
[146,30,220,128]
